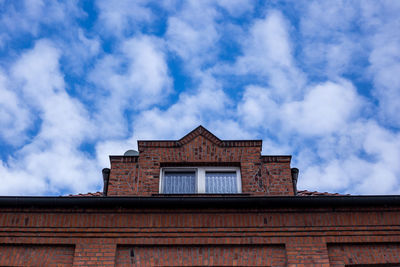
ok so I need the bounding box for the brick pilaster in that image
[286,237,330,267]
[73,242,116,267]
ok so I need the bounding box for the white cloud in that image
[299,121,400,195]
[57,28,101,75]
[0,161,47,195]
[300,1,356,38]
[363,121,400,171]
[130,74,229,141]
[237,79,362,137]
[166,1,220,70]
[119,36,172,105]
[11,40,92,143]
[89,35,172,138]
[12,40,65,104]
[0,0,83,40]
[283,80,362,136]
[238,85,279,129]
[0,39,100,195]
[0,71,31,145]
[261,138,292,156]
[235,11,292,71]
[208,120,253,140]
[95,139,136,168]
[223,10,306,100]
[298,1,364,79]
[216,0,253,17]
[302,37,360,77]
[367,17,400,127]
[95,0,153,37]
[298,0,400,127]
[91,36,172,107]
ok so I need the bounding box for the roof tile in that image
[68,191,103,197]
[297,190,349,196]
[69,190,349,197]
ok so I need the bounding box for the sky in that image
[0,0,400,196]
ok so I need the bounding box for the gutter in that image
[0,195,400,209]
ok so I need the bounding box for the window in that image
[160,167,241,194]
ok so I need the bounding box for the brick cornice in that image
[138,126,262,150]
[261,155,292,163]
[109,156,138,163]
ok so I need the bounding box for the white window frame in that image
[159,167,241,194]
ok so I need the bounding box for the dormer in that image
[106,126,295,196]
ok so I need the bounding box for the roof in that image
[3,195,400,209]
[70,190,348,197]
[297,190,349,196]
[68,191,103,197]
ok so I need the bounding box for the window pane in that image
[163,172,196,194]
[205,172,237,193]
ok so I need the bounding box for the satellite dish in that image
[124,149,139,156]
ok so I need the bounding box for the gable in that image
[177,125,222,146]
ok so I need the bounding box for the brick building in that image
[1,126,400,266]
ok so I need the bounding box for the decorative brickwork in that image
[1,205,400,266]
[328,243,400,266]
[73,243,116,267]
[286,237,330,266]
[116,245,286,266]
[108,126,294,196]
[0,244,74,266]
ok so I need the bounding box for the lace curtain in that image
[206,172,237,193]
[163,172,196,193]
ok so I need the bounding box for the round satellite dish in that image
[124,149,139,156]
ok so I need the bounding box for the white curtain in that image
[206,172,237,193]
[163,172,196,194]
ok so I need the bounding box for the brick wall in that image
[0,244,74,266]
[116,245,286,266]
[108,156,139,196]
[328,243,400,266]
[73,243,116,267]
[108,126,294,196]
[1,206,400,266]
[286,237,330,266]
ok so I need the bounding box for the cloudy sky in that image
[0,0,400,196]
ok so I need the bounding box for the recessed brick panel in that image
[0,244,74,266]
[116,245,286,266]
[328,243,400,266]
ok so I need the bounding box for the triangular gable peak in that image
[138,126,262,150]
[177,125,222,146]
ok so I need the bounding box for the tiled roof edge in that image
[297,190,350,196]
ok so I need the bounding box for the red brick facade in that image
[108,126,294,196]
[0,126,399,266]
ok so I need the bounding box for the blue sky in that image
[1,0,400,196]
